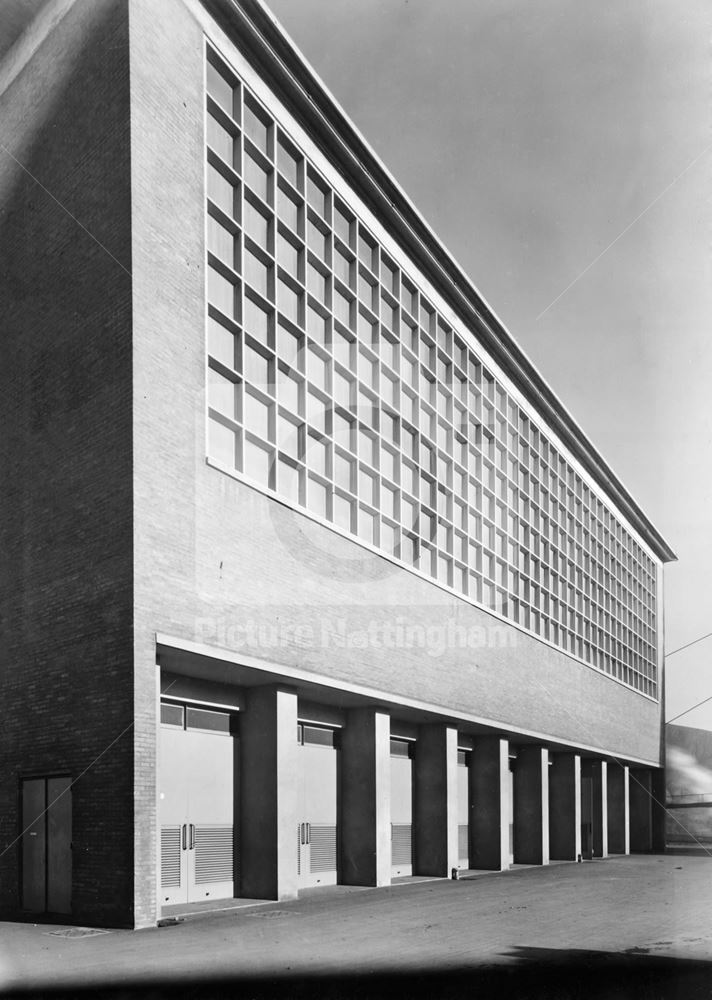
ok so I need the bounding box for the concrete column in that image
[607,764,630,855]
[630,769,653,852]
[239,686,298,900]
[470,737,510,870]
[514,746,550,865]
[340,708,391,887]
[549,752,581,861]
[413,724,458,877]
[591,761,608,858]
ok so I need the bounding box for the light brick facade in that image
[0,0,674,928]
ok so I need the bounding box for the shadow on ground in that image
[3,948,712,1000]
[664,846,712,857]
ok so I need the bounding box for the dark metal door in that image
[22,776,72,914]
[46,777,72,912]
[21,779,46,912]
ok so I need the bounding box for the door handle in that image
[189,824,195,850]
[181,824,187,851]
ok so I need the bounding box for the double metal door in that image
[297,737,338,888]
[508,763,515,865]
[390,740,413,876]
[159,724,235,906]
[21,776,72,914]
[457,750,470,870]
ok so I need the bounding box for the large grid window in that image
[204,47,658,698]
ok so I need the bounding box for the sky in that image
[265,0,712,727]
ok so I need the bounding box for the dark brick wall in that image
[0,0,134,926]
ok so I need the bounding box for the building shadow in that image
[3,947,712,1000]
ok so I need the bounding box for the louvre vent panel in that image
[391,824,413,865]
[302,726,336,748]
[309,825,337,873]
[390,740,411,758]
[194,825,234,884]
[161,826,182,888]
[457,750,469,766]
[458,824,469,861]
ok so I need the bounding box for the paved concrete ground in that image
[1,855,711,998]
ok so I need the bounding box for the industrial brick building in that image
[0,0,675,928]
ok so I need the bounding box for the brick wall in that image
[0,0,135,926]
[54,0,670,925]
[0,0,665,932]
[129,0,662,811]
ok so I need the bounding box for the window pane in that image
[244,296,272,345]
[243,344,273,392]
[278,186,301,232]
[358,228,377,271]
[308,477,329,518]
[308,217,329,260]
[186,707,230,733]
[381,295,396,331]
[207,266,236,318]
[278,324,302,368]
[244,151,270,202]
[308,261,328,302]
[307,303,328,345]
[380,445,398,482]
[208,215,235,267]
[333,246,353,286]
[278,232,301,278]
[278,367,302,413]
[278,413,301,459]
[359,467,377,506]
[244,436,273,487]
[333,329,354,369]
[307,435,328,476]
[244,249,271,298]
[161,702,184,727]
[381,482,398,519]
[244,390,272,439]
[381,521,398,555]
[308,393,327,433]
[359,507,377,545]
[333,493,354,532]
[333,288,353,328]
[277,135,301,188]
[334,451,354,492]
[244,201,271,250]
[244,98,271,155]
[208,417,236,467]
[333,411,355,451]
[279,279,301,325]
[308,349,329,392]
[333,202,354,246]
[307,172,328,217]
[209,369,237,419]
[207,113,234,165]
[208,316,236,370]
[208,164,234,216]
